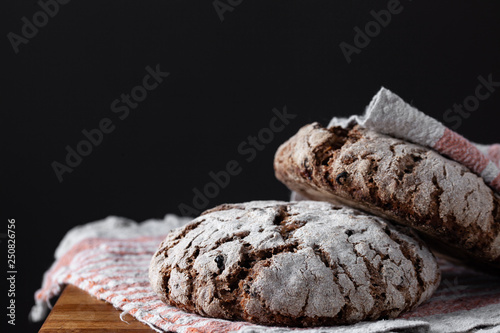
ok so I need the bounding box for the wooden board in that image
[39,285,157,332]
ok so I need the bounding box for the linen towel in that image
[31,215,500,333]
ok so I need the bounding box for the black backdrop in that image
[3,1,500,331]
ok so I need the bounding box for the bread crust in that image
[274,123,500,267]
[149,200,440,326]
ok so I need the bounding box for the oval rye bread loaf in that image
[274,123,500,268]
[149,200,440,326]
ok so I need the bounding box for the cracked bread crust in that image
[149,200,440,327]
[274,123,500,268]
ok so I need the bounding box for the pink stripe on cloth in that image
[434,128,491,176]
[32,228,500,332]
[488,145,500,167]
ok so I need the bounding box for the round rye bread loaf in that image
[149,200,440,326]
[274,123,500,268]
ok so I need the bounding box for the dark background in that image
[3,1,500,331]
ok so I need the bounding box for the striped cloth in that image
[329,87,500,194]
[31,215,500,333]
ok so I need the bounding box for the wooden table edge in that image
[39,284,157,332]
